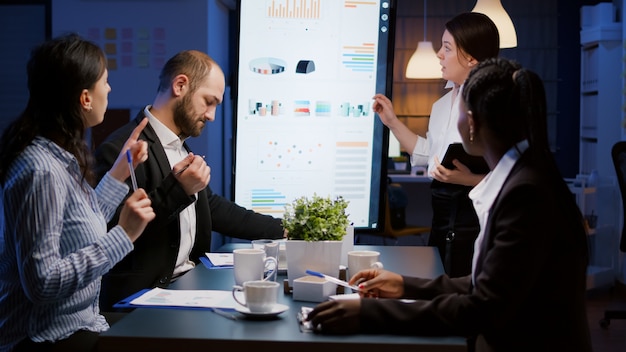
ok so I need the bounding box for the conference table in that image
[98,244,467,352]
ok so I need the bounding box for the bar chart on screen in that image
[234,0,395,232]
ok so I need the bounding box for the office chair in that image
[382,181,431,245]
[599,141,626,328]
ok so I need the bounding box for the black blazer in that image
[358,151,592,352]
[94,111,284,311]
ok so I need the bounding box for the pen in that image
[211,307,238,320]
[126,150,138,191]
[174,163,191,176]
[174,155,205,176]
[305,270,360,291]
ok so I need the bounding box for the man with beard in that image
[94,50,285,312]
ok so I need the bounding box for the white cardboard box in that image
[292,276,337,302]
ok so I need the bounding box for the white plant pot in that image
[285,240,343,287]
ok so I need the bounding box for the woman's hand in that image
[118,188,155,242]
[373,93,420,153]
[306,299,361,334]
[372,94,399,127]
[430,157,485,187]
[349,269,404,299]
[109,118,149,183]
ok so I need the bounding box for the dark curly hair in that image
[462,57,553,166]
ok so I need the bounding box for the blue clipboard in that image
[112,288,236,312]
[112,289,154,309]
[199,256,233,270]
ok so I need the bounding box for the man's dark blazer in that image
[357,151,592,352]
[94,112,283,311]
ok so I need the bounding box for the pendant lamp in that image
[405,0,441,79]
[471,0,517,48]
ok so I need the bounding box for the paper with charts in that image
[130,287,237,309]
[205,252,234,267]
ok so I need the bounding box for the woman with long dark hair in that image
[0,34,155,351]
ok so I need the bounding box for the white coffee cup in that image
[347,250,383,277]
[233,248,277,285]
[251,239,280,261]
[251,239,280,281]
[232,280,280,313]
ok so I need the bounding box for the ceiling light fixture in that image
[405,0,441,79]
[471,0,517,48]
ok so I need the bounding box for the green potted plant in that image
[282,194,351,286]
[282,194,350,241]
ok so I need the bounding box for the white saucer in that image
[235,303,289,318]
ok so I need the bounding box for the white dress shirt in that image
[410,81,464,175]
[469,140,529,284]
[145,107,197,276]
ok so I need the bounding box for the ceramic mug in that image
[233,248,277,285]
[347,250,383,277]
[251,239,280,280]
[232,280,279,313]
[251,239,280,262]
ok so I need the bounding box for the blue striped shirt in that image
[0,136,134,351]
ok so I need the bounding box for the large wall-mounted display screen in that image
[233,0,395,232]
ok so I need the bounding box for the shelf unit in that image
[579,3,621,177]
[578,2,623,289]
[568,177,620,289]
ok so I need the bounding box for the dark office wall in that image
[392,0,608,179]
[0,0,50,135]
[0,0,619,181]
[48,0,232,200]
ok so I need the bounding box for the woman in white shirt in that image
[374,12,499,277]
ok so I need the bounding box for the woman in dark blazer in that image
[307,58,592,352]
